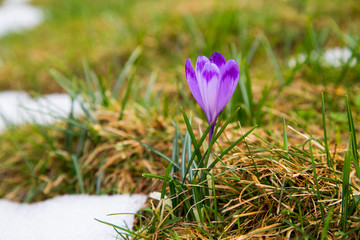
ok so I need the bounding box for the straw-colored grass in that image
[130,125,360,239]
[0,104,173,201]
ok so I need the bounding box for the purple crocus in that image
[185,52,239,142]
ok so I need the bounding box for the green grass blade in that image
[95,218,151,240]
[320,206,334,240]
[181,131,190,181]
[255,82,272,124]
[82,60,96,103]
[133,138,180,170]
[308,140,325,219]
[96,157,106,195]
[282,117,289,159]
[341,146,352,232]
[181,108,202,163]
[186,130,195,181]
[64,101,75,153]
[1,126,34,173]
[213,107,240,141]
[75,129,87,158]
[238,60,254,124]
[346,96,360,179]
[183,14,205,51]
[112,46,142,97]
[161,162,173,199]
[142,173,166,180]
[217,125,257,160]
[144,72,157,103]
[119,70,135,120]
[183,123,212,183]
[261,34,284,84]
[246,33,262,64]
[49,69,77,98]
[171,121,180,178]
[321,92,333,167]
[71,154,85,194]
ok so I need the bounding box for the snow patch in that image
[0,0,44,37]
[4,0,33,4]
[323,47,356,67]
[0,91,83,133]
[0,194,147,240]
[288,47,357,68]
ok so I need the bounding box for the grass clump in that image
[104,100,360,239]
[0,103,178,202]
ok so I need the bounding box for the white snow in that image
[288,47,357,68]
[323,47,356,67]
[0,0,44,37]
[288,52,307,68]
[0,91,84,133]
[0,194,147,240]
[4,0,33,4]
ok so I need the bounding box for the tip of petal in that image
[185,58,192,67]
[185,58,196,80]
[209,52,226,71]
[195,56,209,74]
[227,59,239,67]
[221,59,239,89]
[210,51,225,59]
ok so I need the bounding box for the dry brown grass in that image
[2,92,360,239]
[130,125,360,239]
[0,104,177,202]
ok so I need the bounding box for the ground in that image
[1,0,360,239]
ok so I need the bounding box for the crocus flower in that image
[185,52,239,142]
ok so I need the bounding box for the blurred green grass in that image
[0,0,359,93]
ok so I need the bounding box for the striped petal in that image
[185,58,206,111]
[195,56,209,74]
[217,59,239,114]
[198,62,221,124]
[209,52,226,71]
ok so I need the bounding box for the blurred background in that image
[0,0,359,93]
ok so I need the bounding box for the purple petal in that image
[198,62,221,124]
[209,52,226,71]
[195,56,209,74]
[185,58,206,111]
[217,59,239,114]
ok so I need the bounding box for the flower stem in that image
[207,121,216,207]
[207,152,213,208]
[208,121,216,145]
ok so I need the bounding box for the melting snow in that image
[0,0,44,37]
[0,194,147,240]
[288,47,357,68]
[0,91,84,133]
[322,47,356,67]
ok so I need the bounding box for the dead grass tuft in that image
[134,125,360,239]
